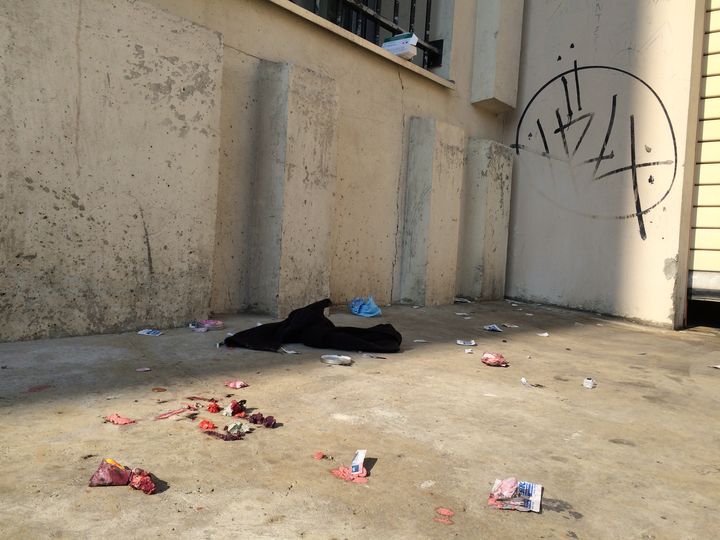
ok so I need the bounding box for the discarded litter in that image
[155,404,196,420]
[511,304,518,307]
[481,352,509,367]
[464,349,474,354]
[88,458,157,495]
[206,402,220,413]
[137,329,162,336]
[525,313,534,316]
[226,421,251,435]
[362,353,387,359]
[221,399,247,417]
[189,319,224,331]
[224,380,249,389]
[135,367,151,372]
[198,419,217,430]
[434,507,455,525]
[502,323,519,328]
[280,347,300,354]
[321,354,353,366]
[456,339,476,346]
[349,296,382,317]
[483,324,503,333]
[521,377,544,388]
[583,377,597,389]
[104,414,136,425]
[151,387,166,393]
[351,449,367,474]
[454,297,473,304]
[313,451,326,460]
[331,465,368,484]
[537,332,549,337]
[248,412,277,428]
[709,365,720,369]
[455,312,470,316]
[413,339,429,343]
[487,477,543,512]
[205,430,243,441]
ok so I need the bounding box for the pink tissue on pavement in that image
[104,414,136,425]
[331,465,368,484]
[481,352,509,367]
[224,380,249,389]
[490,477,519,499]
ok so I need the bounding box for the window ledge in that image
[266,0,455,90]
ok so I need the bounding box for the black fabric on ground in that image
[223,299,402,353]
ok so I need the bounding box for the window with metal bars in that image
[290,0,443,70]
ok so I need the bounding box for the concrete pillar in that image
[471,0,525,112]
[457,139,513,300]
[247,62,339,317]
[399,117,465,305]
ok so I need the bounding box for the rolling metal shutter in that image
[691,0,720,300]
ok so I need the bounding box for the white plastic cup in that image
[583,377,596,389]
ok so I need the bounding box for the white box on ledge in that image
[382,32,419,60]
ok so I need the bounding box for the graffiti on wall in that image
[512,56,677,240]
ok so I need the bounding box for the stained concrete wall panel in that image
[210,51,262,313]
[278,66,339,316]
[425,122,465,304]
[0,0,222,341]
[243,62,339,317]
[400,118,465,306]
[503,0,697,325]
[457,139,514,300]
[245,61,290,315]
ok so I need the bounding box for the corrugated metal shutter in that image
[691,0,720,299]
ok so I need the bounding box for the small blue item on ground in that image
[349,296,382,317]
[138,329,163,336]
[483,324,503,333]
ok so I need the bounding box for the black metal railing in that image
[291,0,443,69]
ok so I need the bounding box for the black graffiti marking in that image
[555,109,570,156]
[514,65,678,228]
[537,119,549,154]
[594,160,674,181]
[561,76,573,119]
[573,60,582,112]
[554,112,594,157]
[591,94,617,177]
[629,115,647,240]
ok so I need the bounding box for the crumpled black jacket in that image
[223,299,402,353]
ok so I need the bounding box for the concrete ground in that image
[0,300,719,539]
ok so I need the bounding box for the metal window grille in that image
[291,0,443,69]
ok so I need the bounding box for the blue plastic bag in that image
[349,296,382,317]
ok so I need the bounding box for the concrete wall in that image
[503,0,701,325]
[457,139,513,300]
[399,118,465,305]
[0,0,223,340]
[146,0,504,312]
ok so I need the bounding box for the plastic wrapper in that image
[487,477,542,512]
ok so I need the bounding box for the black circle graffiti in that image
[514,65,677,240]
